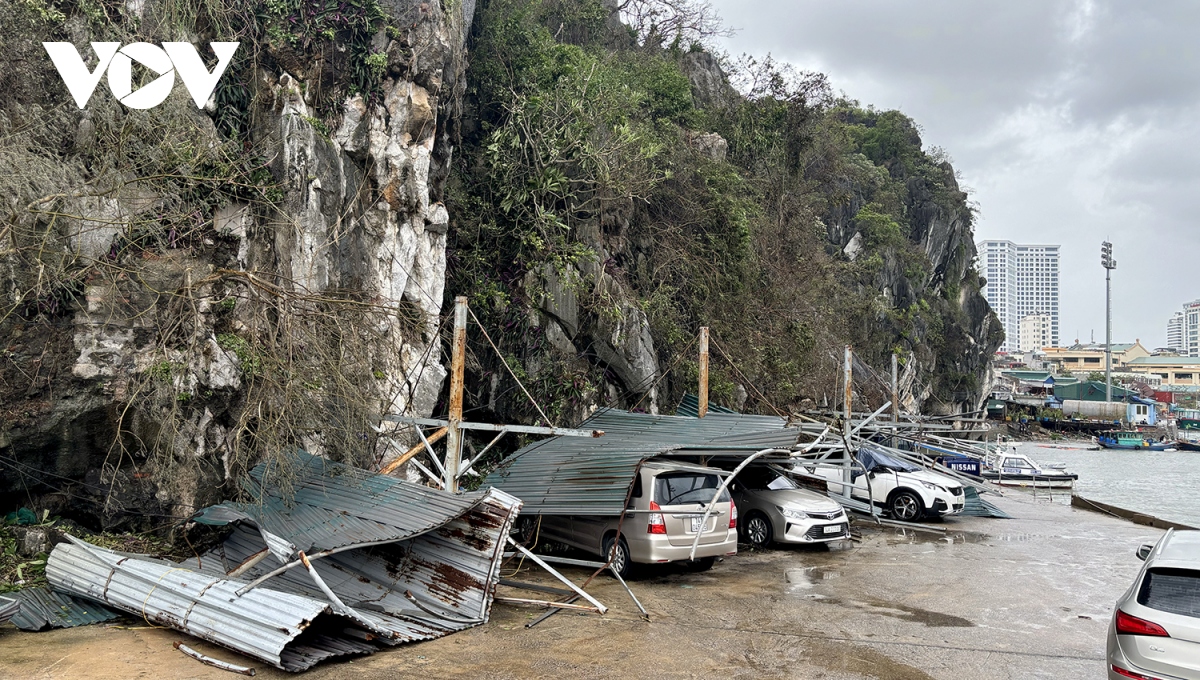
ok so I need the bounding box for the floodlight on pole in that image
[1101,242,1116,403]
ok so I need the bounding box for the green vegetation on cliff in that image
[448,0,1001,424]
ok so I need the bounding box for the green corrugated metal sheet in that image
[9,586,120,631]
[961,487,1011,519]
[675,393,738,417]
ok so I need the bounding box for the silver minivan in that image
[527,460,738,577]
[1108,529,1200,679]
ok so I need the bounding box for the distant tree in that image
[618,0,732,47]
[1087,372,1106,382]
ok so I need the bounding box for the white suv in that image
[811,444,964,521]
[1108,529,1200,679]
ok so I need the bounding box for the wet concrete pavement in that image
[0,491,1162,679]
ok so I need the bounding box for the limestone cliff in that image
[0,0,471,527]
[0,0,1002,526]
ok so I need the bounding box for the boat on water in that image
[1175,439,1200,452]
[978,450,1079,489]
[1097,431,1173,451]
[1175,408,1200,431]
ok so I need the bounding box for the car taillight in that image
[648,501,666,534]
[1115,609,1170,637]
[729,500,738,529]
[1111,663,1161,680]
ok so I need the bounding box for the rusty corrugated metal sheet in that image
[45,452,521,672]
[48,540,373,671]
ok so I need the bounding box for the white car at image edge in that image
[1108,529,1200,680]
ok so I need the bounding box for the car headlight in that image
[919,480,946,493]
[776,506,809,520]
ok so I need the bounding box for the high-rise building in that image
[1167,310,1185,352]
[978,240,1061,352]
[978,240,1018,351]
[1185,301,1200,358]
[1019,313,1052,353]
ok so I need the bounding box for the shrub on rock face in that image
[448,0,999,425]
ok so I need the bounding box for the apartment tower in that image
[978,240,1061,352]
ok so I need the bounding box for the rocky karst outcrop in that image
[0,0,1002,526]
[0,0,474,527]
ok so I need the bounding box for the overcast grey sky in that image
[709,0,1200,348]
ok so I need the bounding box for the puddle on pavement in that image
[877,527,991,546]
[816,595,976,628]
[784,566,975,628]
[785,566,841,589]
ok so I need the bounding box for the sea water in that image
[1018,441,1200,528]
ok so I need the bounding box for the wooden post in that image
[891,352,899,447]
[843,345,853,498]
[445,296,468,493]
[698,327,709,418]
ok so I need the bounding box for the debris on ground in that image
[6,585,119,630]
[41,451,523,672]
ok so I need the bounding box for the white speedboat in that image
[980,450,1078,489]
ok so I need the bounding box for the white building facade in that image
[1019,313,1052,353]
[1186,301,1200,358]
[1167,310,1185,352]
[978,240,1018,351]
[978,240,1060,352]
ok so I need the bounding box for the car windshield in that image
[1138,568,1200,618]
[654,472,730,506]
[766,474,799,490]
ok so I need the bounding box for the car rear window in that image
[654,472,730,505]
[1138,568,1200,618]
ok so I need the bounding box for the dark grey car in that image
[729,467,849,548]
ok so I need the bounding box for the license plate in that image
[823,524,842,534]
[690,516,705,533]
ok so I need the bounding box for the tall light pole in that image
[1101,241,1117,403]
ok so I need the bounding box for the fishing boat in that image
[1175,439,1200,452]
[1176,408,1200,431]
[978,450,1078,489]
[1097,431,1173,451]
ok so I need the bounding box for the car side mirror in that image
[1136,544,1153,561]
[867,471,876,479]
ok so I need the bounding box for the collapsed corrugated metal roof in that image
[485,408,805,515]
[581,407,791,442]
[5,587,118,631]
[191,451,502,562]
[46,451,522,672]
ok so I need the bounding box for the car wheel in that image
[512,516,537,545]
[684,556,716,572]
[889,490,924,522]
[604,535,633,579]
[743,513,773,548]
